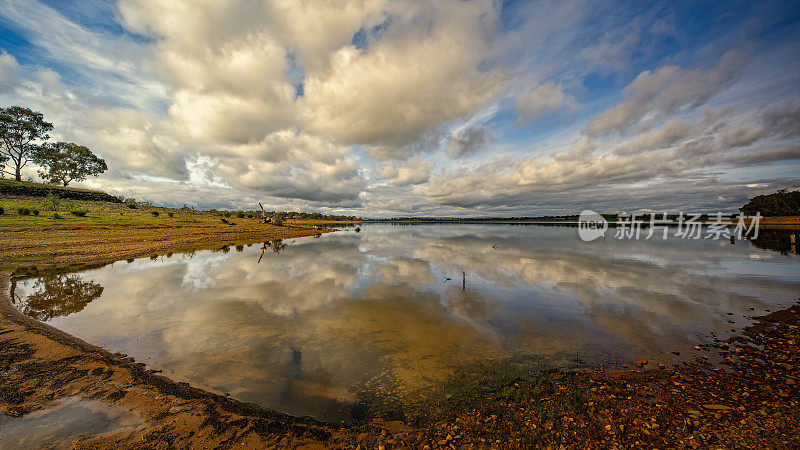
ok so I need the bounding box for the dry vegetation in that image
[0,194,329,272]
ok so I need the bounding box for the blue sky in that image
[1,0,798,216]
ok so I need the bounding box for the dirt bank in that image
[0,221,328,273]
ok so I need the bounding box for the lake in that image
[9,224,800,422]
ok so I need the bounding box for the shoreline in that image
[0,272,354,448]
[0,221,331,275]
[1,225,798,447]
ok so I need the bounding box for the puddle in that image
[0,397,142,449]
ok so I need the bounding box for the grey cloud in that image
[446,125,495,158]
[760,101,800,139]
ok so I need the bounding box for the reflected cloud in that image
[12,225,800,421]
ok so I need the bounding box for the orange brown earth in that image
[0,222,330,273]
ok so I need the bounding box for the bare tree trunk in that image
[258,202,268,223]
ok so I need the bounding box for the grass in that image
[0,194,262,228]
[0,178,104,194]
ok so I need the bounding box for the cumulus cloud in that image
[2,0,797,216]
[585,50,748,136]
[377,156,434,186]
[299,0,506,152]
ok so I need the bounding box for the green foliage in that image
[33,141,107,186]
[31,208,39,216]
[70,208,88,217]
[0,206,4,215]
[45,192,61,211]
[52,212,61,219]
[167,212,174,218]
[125,198,137,209]
[236,211,245,218]
[271,216,284,226]
[151,210,160,217]
[0,106,53,181]
[16,206,30,215]
[740,189,800,216]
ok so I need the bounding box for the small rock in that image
[702,404,732,411]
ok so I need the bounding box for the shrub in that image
[220,218,229,224]
[167,212,174,218]
[272,217,284,226]
[223,211,232,218]
[16,207,31,215]
[125,198,137,209]
[236,211,245,218]
[151,210,160,217]
[31,208,39,216]
[45,193,61,211]
[70,209,88,217]
[53,212,61,219]
[0,206,4,215]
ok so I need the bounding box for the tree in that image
[0,106,53,181]
[0,152,7,178]
[739,189,800,217]
[34,142,108,186]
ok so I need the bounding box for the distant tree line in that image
[0,106,107,186]
[740,189,800,217]
[212,209,360,223]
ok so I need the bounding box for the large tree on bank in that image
[0,106,53,181]
[34,142,108,187]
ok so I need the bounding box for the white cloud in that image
[585,50,748,136]
[299,0,506,152]
[515,82,574,124]
[377,156,435,186]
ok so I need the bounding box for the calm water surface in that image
[9,224,800,422]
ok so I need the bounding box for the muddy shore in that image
[1,226,798,448]
[0,221,330,274]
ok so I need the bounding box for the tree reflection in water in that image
[258,239,287,263]
[749,229,800,256]
[13,274,104,321]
